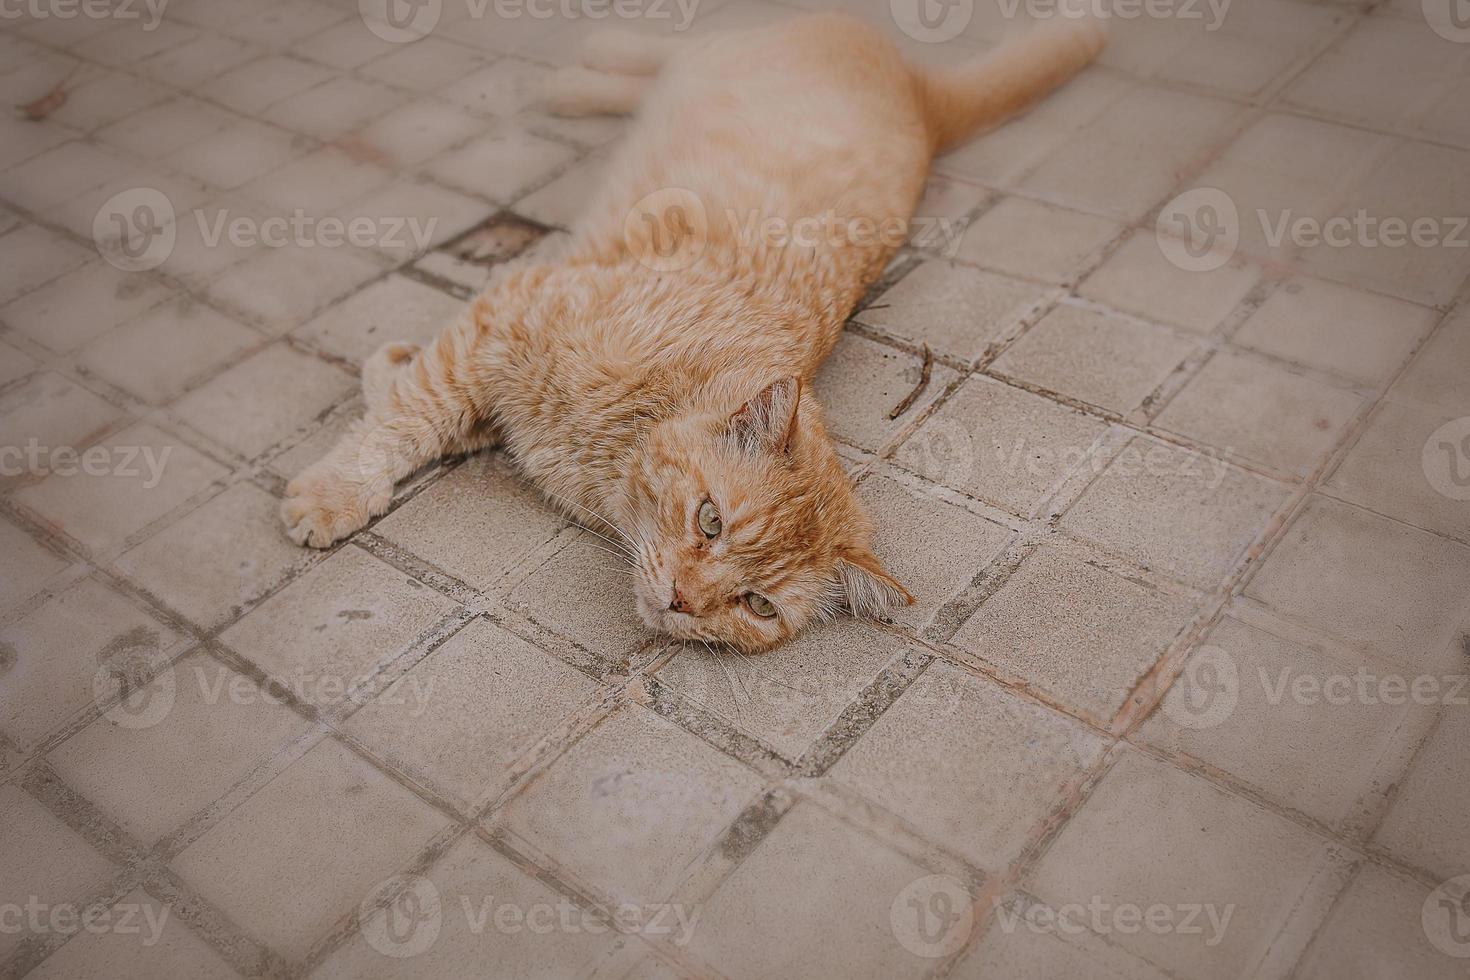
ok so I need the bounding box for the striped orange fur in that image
[282,13,1106,652]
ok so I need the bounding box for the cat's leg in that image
[282,319,494,548]
[543,66,652,118]
[579,30,679,76]
[361,341,419,412]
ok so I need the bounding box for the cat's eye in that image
[745,592,776,618]
[697,499,722,538]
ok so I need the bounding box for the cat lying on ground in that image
[281,13,1106,652]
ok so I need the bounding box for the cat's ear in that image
[728,376,800,455]
[836,549,914,619]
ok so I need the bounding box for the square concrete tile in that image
[1,261,175,355]
[896,376,1111,517]
[25,886,239,980]
[0,576,183,752]
[1294,864,1469,980]
[505,532,650,662]
[498,704,763,904]
[857,473,1012,628]
[202,242,384,334]
[1374,708,1470,881]
[375,453,566,591]
[1183,113,1393,263]
[1299,140,1470,307]
[96,95,238,159]
[953,539,1197,724]
[265,76,407,140]
[1231,278,1438,386]
[16,422,230,555]
[832,662,1105,869]
[344,618,600,810]
[689,801,939,980]
[76,298,260,406]
[1144,616,1428,829]
[0,372,121,465]
[954,895,1171,980]
[314,834,616,977]
[295,274,463,365]
[220,545,457,711]
[0,516,69,615]
[1153,350,1364,478]
[359,37,490,92]
[171,343,356,459]
[811,331,958,453]
[47,650,310,846]
[990,303,1198,416]
[1029,750,1331,980]
[1390,308,1470,416]
[170,118,305,190]
[426,125,576,204]
[114,482,311,630]
[0,224,91,304]
[197,54,334,115]
[1018,86,1243,222]
[336,175,492,263]
[1079,233,1260,335]
[1325,398,1470,543]
[954,196,1121,284]
[1281,17,1465,136]
[172,736,451,960]
[351,99,482,169]
[0,784,117,963]
[1243,495,1470,669]
[1060,437,1288,588]
[855,261,1052,364]
[241,146,394,214]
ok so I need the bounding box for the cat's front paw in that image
[280,465,389,548]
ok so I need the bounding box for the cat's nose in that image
[668,583,692,614]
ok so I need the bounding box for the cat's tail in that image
[917,15,1107,155]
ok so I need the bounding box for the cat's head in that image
[623,375,912,652]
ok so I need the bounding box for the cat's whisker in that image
[730,649,802,695]
[541,488,636,548]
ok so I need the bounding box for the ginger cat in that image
[281,13,1106,652]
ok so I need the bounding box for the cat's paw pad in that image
[281,469,388,548]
